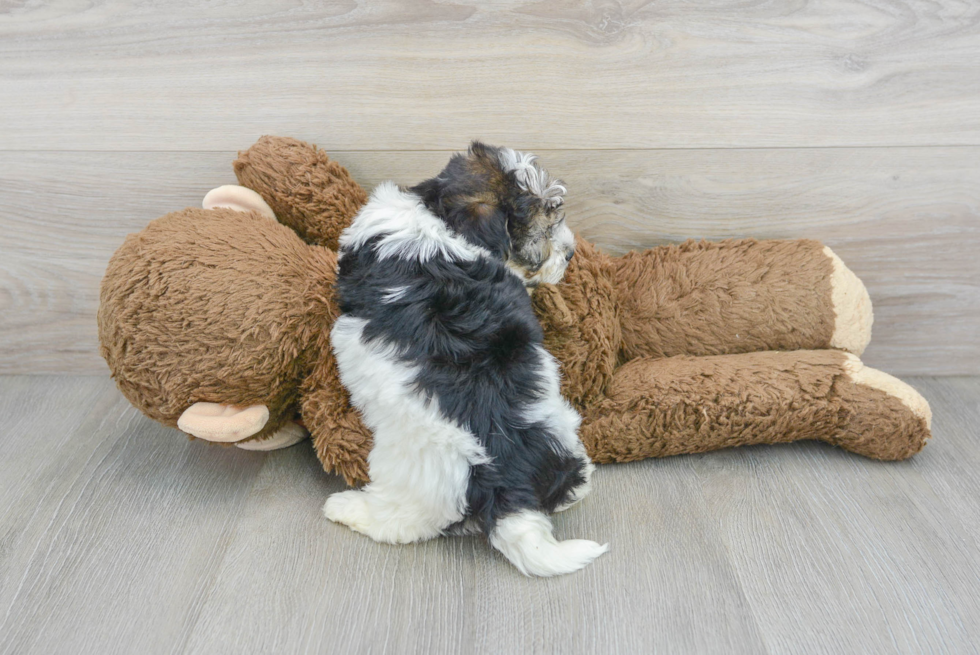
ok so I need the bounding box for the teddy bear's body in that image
[99,136,932,488]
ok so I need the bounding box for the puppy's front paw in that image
[323,490,373,535]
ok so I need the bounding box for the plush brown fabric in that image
[99,208,336,440]
[579,350,927,463]
[234,135,368,251]
[98,135,931,490]
[614,238,836,360]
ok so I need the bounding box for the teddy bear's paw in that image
[824,246,873,355]
[203,185,276,220]
[177,402,269,442]
[235,421,308,451]
[842,354,932,429]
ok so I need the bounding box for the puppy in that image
[325,142,607,576]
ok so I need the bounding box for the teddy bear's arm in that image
[234,136,368,251]
[612,238,872,361]
[300,353,373,486]
[580,349,930,463]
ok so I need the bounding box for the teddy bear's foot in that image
[235,421,308,451]
[177,402,269,442]
[824,246,874,355]
[832,354,932,460]
[202,185,277,220]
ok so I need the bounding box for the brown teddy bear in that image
[98,136,932,487]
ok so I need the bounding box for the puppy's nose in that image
[565,249,575,262]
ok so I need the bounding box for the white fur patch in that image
[490,510,608,577]
[496,148,566,209]
[325,316,490,544]
[339,182,490,263]
[381,286,410,303]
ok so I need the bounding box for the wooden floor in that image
[0,375,977,655]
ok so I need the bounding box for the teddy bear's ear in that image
[203,185,277,220]
[532,284,576,330]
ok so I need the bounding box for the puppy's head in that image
[410,141,574,287]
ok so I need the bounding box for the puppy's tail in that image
[489,510,608,577]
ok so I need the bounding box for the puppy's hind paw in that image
[542,539,609,576]
[323,490,373,535]
[490,510,609,577]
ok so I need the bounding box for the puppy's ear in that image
[468,140,496,160]
[411,177,444,215]
[455,199,510,260]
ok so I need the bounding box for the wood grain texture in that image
[1,375,979,655]
[693,442,980,653]
[183,448,766,655]
[2,148,976,376]
[909,378,980,546]
[1,1,979,151]
[0,376,269,655]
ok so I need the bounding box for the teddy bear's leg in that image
[580,350,930,463]
[177,402,270,442]
[613,239,873,360]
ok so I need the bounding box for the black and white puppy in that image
[326,142,607,576]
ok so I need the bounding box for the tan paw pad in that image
[843,354,932,429]
[203,185,276,220]
[824,246,873,355]
[177,402,270,442]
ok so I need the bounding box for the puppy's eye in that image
[547,216,565,236]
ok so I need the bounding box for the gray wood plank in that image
[2,148,976,376]
[464,459,767,655]
[2,375,980,654]
[0,375,109,617]
[182,441,766,655]
[909,377,980,546]
[0,376,267,655]
[181,447,475,655]
[692,426,980,653]
[2,2,979,150]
